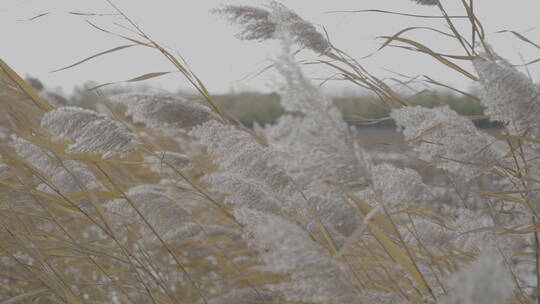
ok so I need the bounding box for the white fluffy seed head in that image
[391,105,505,179]
[189,120,302,215]
[106,185,200,242]
[371,163,430,210]
[144,152,192,177]
[473,46,540,137]
[109,92,215,132]
[234,207,357,303]
[10,136,103,209]
[40,106,140,158]
[211,5,275,41]
[213,1,330,54]
[440,253,514,304]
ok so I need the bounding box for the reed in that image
[0,1,538,303]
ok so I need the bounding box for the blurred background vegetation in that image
[27,76,492,129]
[213,90,490,128]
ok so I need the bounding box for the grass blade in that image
[52,44,137,72]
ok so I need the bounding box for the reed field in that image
[1,1,540,303]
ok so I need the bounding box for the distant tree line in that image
[26,77,494,129]
[213,91,495,128]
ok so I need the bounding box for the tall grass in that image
[1,1,539,303]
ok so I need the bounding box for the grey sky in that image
[2,0,540,95]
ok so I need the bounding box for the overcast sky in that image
[2,0,540,95]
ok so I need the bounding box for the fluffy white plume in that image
[267,35,371,189]
[191,118,359,245]
[440,253,514,304]
[10,137,102,200]
[304,181,360,242]
[106,185,202,242]
[259,39,370,242]
[367,163,430,210]
[144,151,192,177]
[357,163,453,249]
[401,216,455,249]
[213,1,330,53]
[391,105,505,179]
[473,46,540,137]
[451,208,523,255]
[235,207,357,303]
[40,106,140,158]
[189,120,302,215]
[267,114,371,190]
[212,5,275,41]
[190,119,358,300]
[109,93,215,132]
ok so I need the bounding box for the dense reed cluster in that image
[1,0,539,303]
